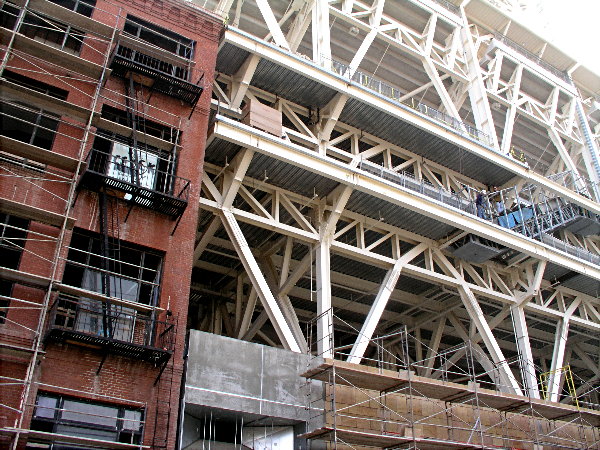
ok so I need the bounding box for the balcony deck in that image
[45,295,174,365]
[109,41,204,106]
[46,327,172,365]
[78,148,190,218]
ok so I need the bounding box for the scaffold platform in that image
[302,359,600,426]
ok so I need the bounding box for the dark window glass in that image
[31,394,144,445]
[0,213,29,270]
[119,15,195,81]
[0,71,68,154]
[62,229,162,306]
[19,13,86,53]
[0,3,19,30]
[3,71,69,99]
[49,0,96,17]
[124,15,194,59]
[0,214,29,323]
[0,0,94,54]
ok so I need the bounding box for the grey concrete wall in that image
[185,330,323,423]
[181,413,203,449]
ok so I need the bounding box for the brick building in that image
[0,0,222,447]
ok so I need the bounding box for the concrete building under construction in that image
[1,0,600,448]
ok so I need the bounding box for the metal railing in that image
[114,43,190,81]
[359,159,600,266]
[430,0,460,15]
[359,159,477,213]
[547,169,599,200]
[110,42,204,105]
[492,33,571,83]
[85,147,190,202]
[47,295,175,352]
[329,59,495,148]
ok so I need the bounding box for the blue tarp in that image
[514,207,534,223]
[497,208,533,228]
[498,214,516,228]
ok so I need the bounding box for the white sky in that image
[518,0,600,75]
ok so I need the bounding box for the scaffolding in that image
[0,0,199,447]
[0,0,118,447]
[302,310,600,449]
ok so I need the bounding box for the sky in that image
[517,0,600,76]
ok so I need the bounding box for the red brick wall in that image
[0,0,222,446]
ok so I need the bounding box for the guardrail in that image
[329,59,495,148]
[359,159,600,266]
[47,295,175,353]
[492,33,571,83]
[81,147,190,217]
[114,43,190,81]
[359,159,477,214]
[430,0,460,15]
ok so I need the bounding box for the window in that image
[120,15,195,80]
[90,135,178,196]
[54,293,140,343]
[123,15,194,59]
[58,231,162,344]
[50,0,96,17]
[31,393,144,445]
[106,141,159,191]
[0,71,68,152]
[89,105,180,196]
[0,2,19,30]
[0,214,29,270]
[0,0,94,54]
[21,14,86,53]
[62,230,163,306]
[100,105,179,143]
[0,214,29,323]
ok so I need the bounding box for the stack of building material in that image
[241,99,282,136]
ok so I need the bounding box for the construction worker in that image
[475,189,487,219]
[492,186,504,216]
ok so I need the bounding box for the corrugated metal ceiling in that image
[346,190,457,241]
[543,262,600,298]
[251,59,339,110]
[215,43,250,76]
[246,153,340,199]
[340,99,516,186]
[216,44,515,187]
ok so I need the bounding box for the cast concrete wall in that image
[185,330,323,423]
